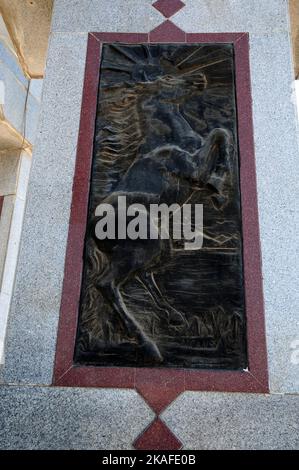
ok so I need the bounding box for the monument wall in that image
[0,0,298,450]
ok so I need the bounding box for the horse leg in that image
[200,128,232,194]
[98,271,163,362]
[136,271,188,327]
[96,235,166,362]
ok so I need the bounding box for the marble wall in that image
[0,0,298,450]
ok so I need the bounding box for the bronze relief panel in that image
[74,43,247,369]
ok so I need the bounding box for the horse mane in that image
[76,81,149,348]
[89,82,148,212]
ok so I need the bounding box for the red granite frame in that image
[53,30,269,407]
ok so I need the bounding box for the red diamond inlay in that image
[133,418,182,450]
[153,0,185,18]
[136,369,184,414]
[149,20,186,42]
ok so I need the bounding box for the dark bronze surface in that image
[74,43,247,369]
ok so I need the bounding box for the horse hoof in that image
[142,341,163,363]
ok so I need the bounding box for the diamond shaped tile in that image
[136,369,185,414]
[153,0,185,18]
[149,20,186,42]
[133,418,182,450]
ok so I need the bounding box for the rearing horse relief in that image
[75,43,247,369]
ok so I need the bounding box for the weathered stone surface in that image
[290,0,299,78]
[0,150,19,196]
[52,0,163,33]
[248,32,299,393]
[0,0,53,78]
[162,391,299,449]
[0,33,88,384]
[173,0,289,34]
[0,33,41,149]
[0,386,154,450]
[0,152,31,365]
[0,195,14,284]
[172,1,299,394]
